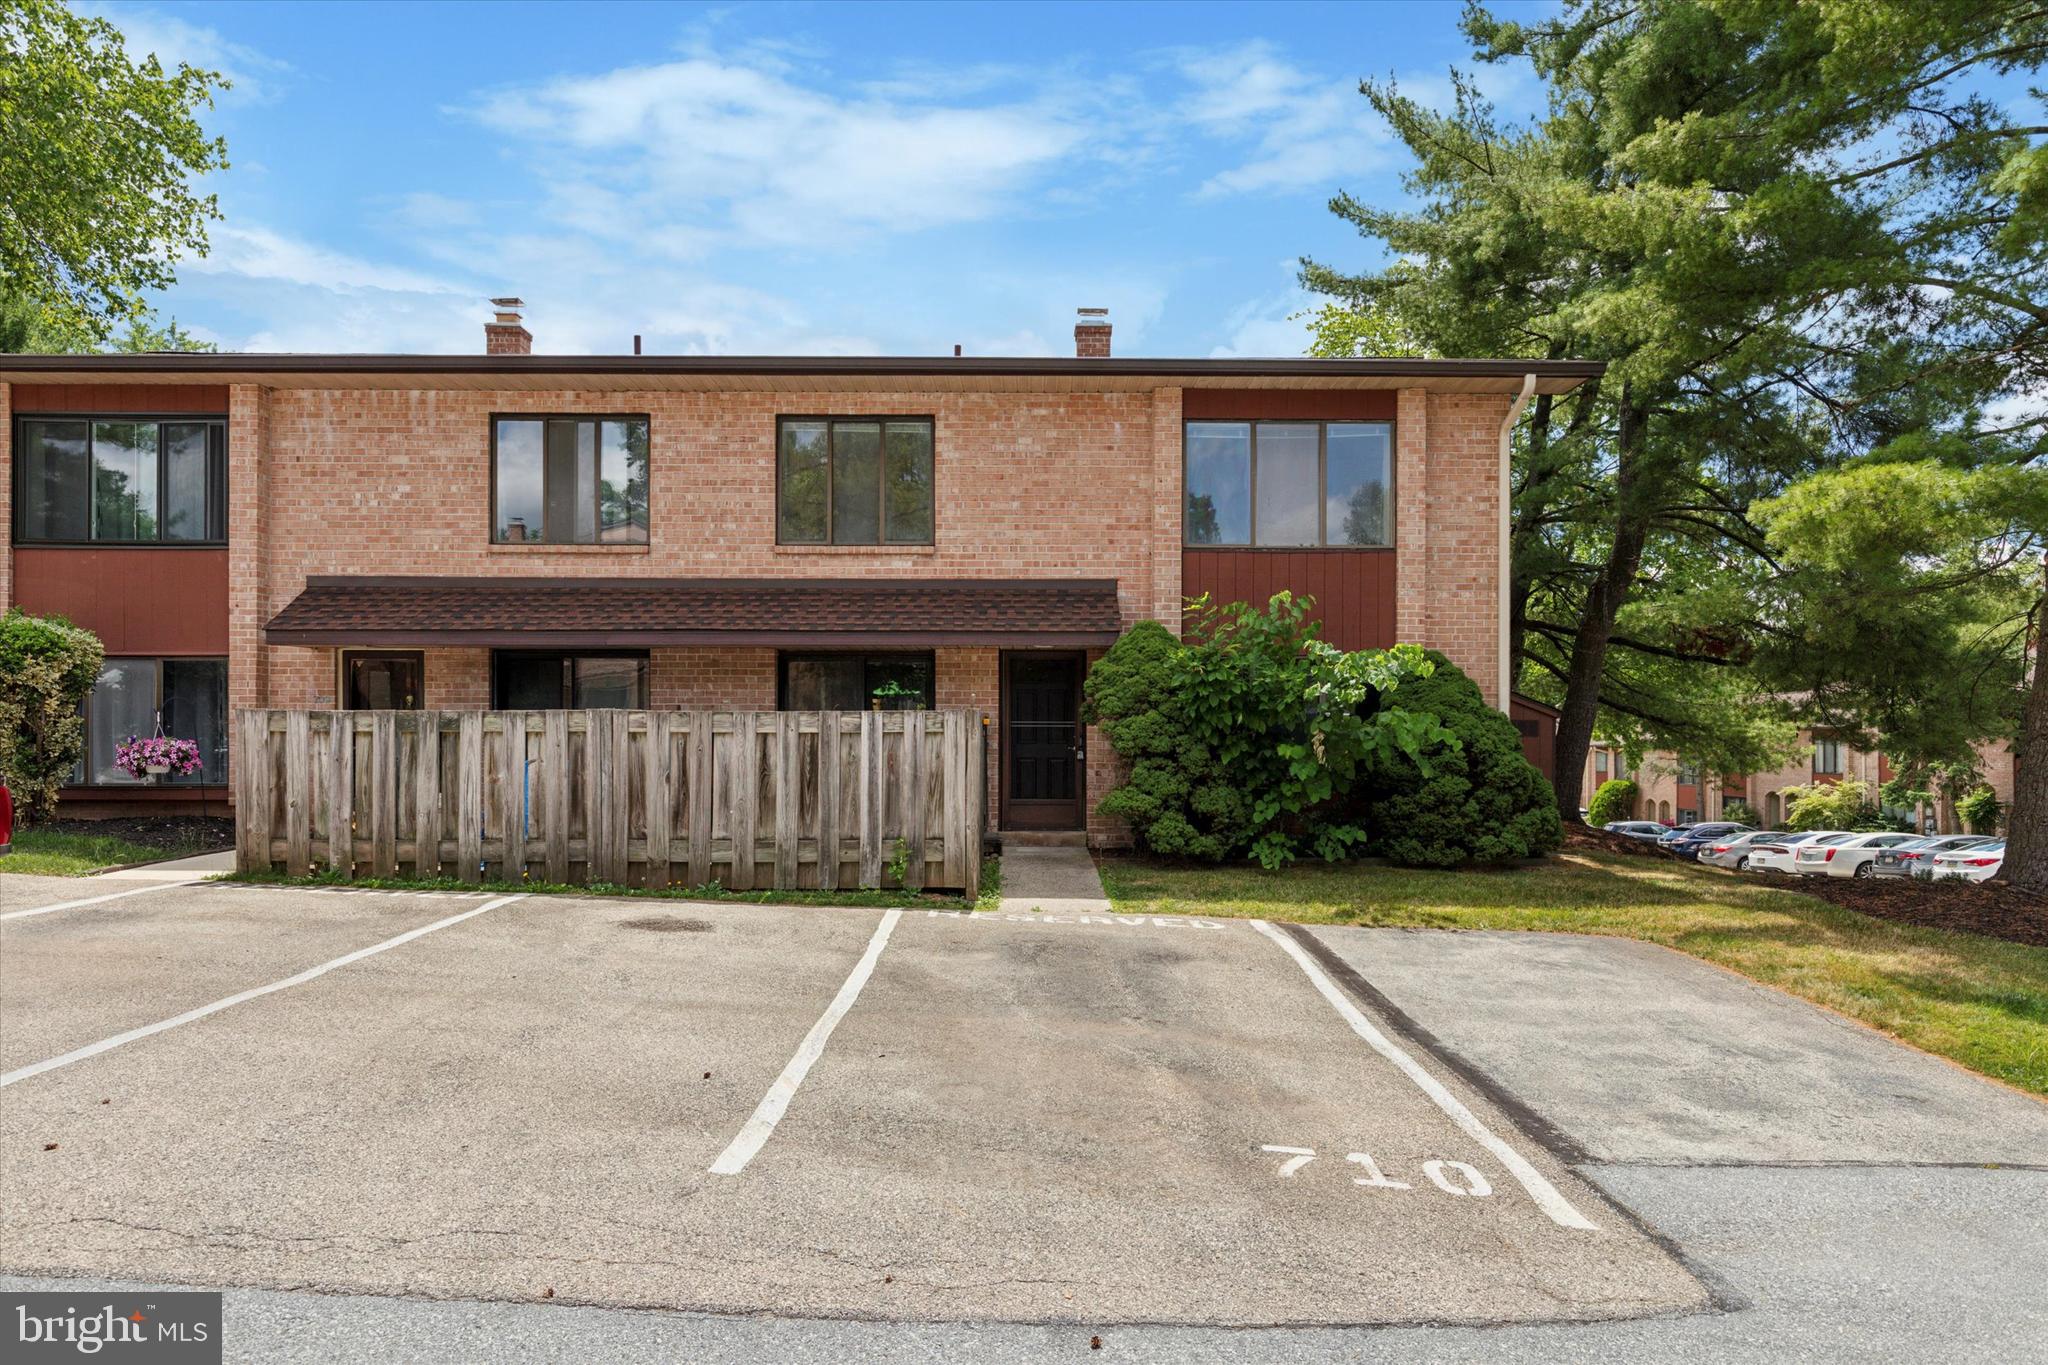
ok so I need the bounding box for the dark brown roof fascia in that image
[264,627,1122,648]
[1,353,1605,381]
[297,574,1118,592]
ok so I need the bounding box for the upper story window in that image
[492,415,648,545]
[777,417,934,545]
[1676,760,1701,785]
[15,418,227,544]
[1813,739,1843,775]
[1184,420,1393,547]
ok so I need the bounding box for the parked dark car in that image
[1871,834,1991,880]
[1604,821,1669,842]
[1661,822,1755,861]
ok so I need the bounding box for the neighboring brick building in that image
[1584,734,2017,834]
[3,305,1598,843]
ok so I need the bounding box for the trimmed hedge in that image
[1357,652,1562,867]
[1587,778,1641,826]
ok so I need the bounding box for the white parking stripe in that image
[0,893,526,1088]
[710,908,902,1176]
[0,880,199,922]
[1251,919,1599,1231]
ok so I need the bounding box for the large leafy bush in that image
[1780,779,1892,832]
[0,608,105,821]
[1084,594,1451,868]
[1956,786,2003,835]
[1586,778,1640,826]
[1355,651,1562,867]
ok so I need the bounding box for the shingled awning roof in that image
[264,576,1124,648]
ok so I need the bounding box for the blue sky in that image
[97,0,1551,358]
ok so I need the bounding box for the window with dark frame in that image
[490,652,649,709]
[15,417,227,544]
[777,653,935,711]
[492,416,648,545]
[777,417,934,546]
[1813,739,1843,775]
[1183,420,1393,547]
[72,657,229,786]
[341,651,424,709]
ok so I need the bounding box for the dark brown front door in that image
[1002,652,1085,830]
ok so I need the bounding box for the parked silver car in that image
[1697,830,1791,871]
[1871,834,1992,880]
[1604,821,1668,842]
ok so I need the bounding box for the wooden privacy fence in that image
[235,709,986,895]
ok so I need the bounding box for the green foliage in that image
[0,608,106,821]
[1084,595,1453,869]
[1296,302,1424,359]
[1356,652,1563,867]
[1586,778,1640,826]
[1779,780,1885,833]
[1957,787,2004,836]
[1301,0,2048,823]
[1720,800,1758,827]
[0,0,230,339]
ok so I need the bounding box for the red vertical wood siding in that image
[12,548,230,655]
[11,384,229,413]
[1181,548,1397,651]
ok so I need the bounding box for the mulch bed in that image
[24,814,235,854]
[1565,824,2048,948]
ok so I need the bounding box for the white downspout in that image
[1499,373,1539,710]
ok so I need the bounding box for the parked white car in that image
[1746,831,1838,874]
[1930,839,2006,882]
[1796,831,1921,879]
[1787,832,1860,876]
[1697,831,1791,871]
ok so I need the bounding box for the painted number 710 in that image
[1260,1145,1492,1197]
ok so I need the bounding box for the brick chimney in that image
[1074,306,1111,358]
[485,297,531,355]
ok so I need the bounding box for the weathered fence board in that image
[236,709,984,896]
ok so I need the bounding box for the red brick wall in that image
[1394,389,1508,703]
[0,383,11,614]
[168,377,1505,845]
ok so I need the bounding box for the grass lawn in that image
[5,829,214,878]
[1098,849,2048,1097]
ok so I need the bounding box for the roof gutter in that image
[1499,373,1539,709]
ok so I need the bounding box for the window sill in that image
[771,543,938,556]
[488,543,651,555]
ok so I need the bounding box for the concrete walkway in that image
[96,849,236,881]
[996,844,1112,914]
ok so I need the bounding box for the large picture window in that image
[74,657,229,786]
[777,653,934,711]
[15,418,227,544]
[492,652,648,709]
[1183,420,1393,547]
[777,417,934,545]
[492,416,649,544]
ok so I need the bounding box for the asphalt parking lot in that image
[2,871,2044,1360]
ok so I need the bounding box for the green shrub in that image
[1587,778,1640,826]
[1780,779,1883,832]
[1957,786,2003,835]
[1354,651,1563,867]
[0,608,105,821]
[1720,800,1758,826]
[1084,594,1452,868]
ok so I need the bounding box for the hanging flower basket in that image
[115,735,204,783]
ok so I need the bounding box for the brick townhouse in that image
[2,305,1598,844]
[1585,734,2017,833]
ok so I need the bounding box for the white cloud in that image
[1170,43,1391,198]
[185,224,463,297]
[1208,281,1318,358]
[464,50,1098,249]
[82,4,292,104]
